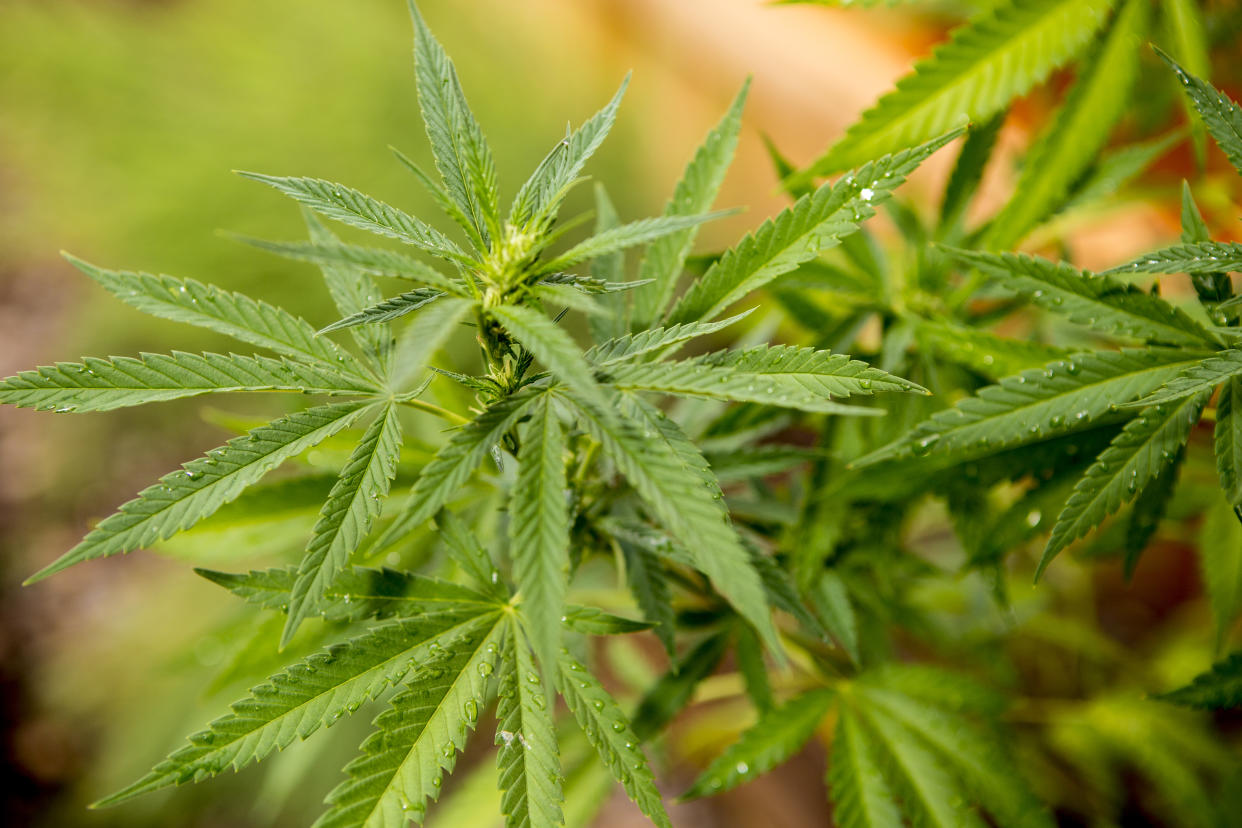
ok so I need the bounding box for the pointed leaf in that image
[605,344,926,414]
[1158,652,1242,709]
[916,317,1075,381]
[303,211,394,375]
[982,0,1147,249]
[564,389,777,651]
[944,248,1218,347]
[558,652,672,828]
[239,236,464,295]
[314,613,506,828]
[670,130,962,324]
[1200,495,1242,651]
[375,389,543,551]
[409,0,500,246]
[585,311,752,367]
[509,394,570,674]
[320,289,444,334]
[67,255,372,380]
[1158,48,1242,175]
[284,404,404,645]
[1103,241,1242,277]
[497,622,563,828]
[0,350,377,414]
[197,564,497,622]
[537,213,727,276]
[683,689,834,799]
[588,183,627,342]
[632,81,748,327]
[1216,376,1242,510]
[856,348,1211,468]
[97,609,495,807]
[828,709,904,828]
[238,172,468,264]
[1126,349,1242,409]
[27,401,372,583]
[1039,391,1209,578]
[510,78,629,229]
[805,0,1113,174]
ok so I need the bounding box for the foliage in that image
[8,1,1242,826]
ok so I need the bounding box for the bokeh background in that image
[1,1,1239,826]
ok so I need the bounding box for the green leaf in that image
[618,537,676,655]
[671,130,961,324]
[561,606,652,636]
[805,0,1113,174]
[496,620,564,828]
[588,183,627,343]
[558,652,672,828]
[196,564,498,622]
[938,112,1004,233]
[585,311,752,367]
[1179,183,1232,307]
[943,248,1218,347]
[303,211,394,375]
[97,608,496,807]
[408,0,500,248]
[1200,495,1242,651]
[375,389,543,551]
[238,172,469,264]
[509,78,629,230]
[828,709,903,828]
[1161,0,1212,162]
[489,305,608,410]
[1126,349,1242,408]
[631,81,748,327]
[850,699,983,828]
[633,631,731,740]
[916,318,1075,381]
[238,236,464,294]
[391,297,474,391]
[605,344,926,414]
[1123,445,1184,579]
[314,613,506,828]
[981,0,1147,249]
[1038,390,1209,579]
[734,623,774,713]
[565,389,778,651]
[855,348,1211,468]
[26,401,372,583]
[1059,130,1182,214]
[812,571,859,664]
[319,289,444,334]
[434,510,506,599]
[284,403,404,646]
[1102,241,1242,277]
[66,254,373,380]
[1215,376,1242,509]
[537,213,727,276]
[857,680,1052,828]
[1158,652,1242,709]
[509,394,570,674]
[1158,47,1242,176]
[0,350,377,414]
[682,689,834,799]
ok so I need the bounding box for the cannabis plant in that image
[0,3,958,825]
